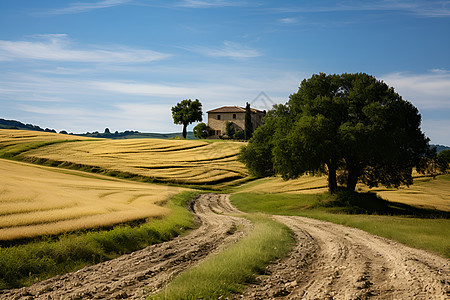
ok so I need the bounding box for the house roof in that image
[207,106,264,113]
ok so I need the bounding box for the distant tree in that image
[437,149,450,173]
[59,130,68,134]
[244,102,253,140]
[193,122,210,139]
[171,99,203,139]
[104,128,111,134]
[239,73,431,194]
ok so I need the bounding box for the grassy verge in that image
[231,192,450,258]
[150,214,294,299]
[0,191,198,290]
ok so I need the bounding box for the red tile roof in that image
[207,106,264,113]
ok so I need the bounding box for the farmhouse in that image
[207,104,266,138]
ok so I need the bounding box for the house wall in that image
[207,110,265,138]
[208,112,245,136]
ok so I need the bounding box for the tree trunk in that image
[346,160,359,192]
[182,123,187,139]
[327,161,338,194]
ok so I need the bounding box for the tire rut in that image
[237,215,449,299]
[1,194,252,300]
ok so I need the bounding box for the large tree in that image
[239,73,432,194]
[171,99,203,139]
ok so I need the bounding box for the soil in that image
[237,215,449,299]
[1,194,449,299]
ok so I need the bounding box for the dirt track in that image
[238,215,449,299]
[0,194,252,299]
[2,194,449,299]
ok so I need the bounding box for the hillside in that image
[0,129,248,189]
[0,118,195,139]
[0,159,183,240]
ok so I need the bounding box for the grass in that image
[0,191,198,290]
[231,192,450,258]
[233,174,450,211]
[150,214,294,300]
[0,158,186,240]
[0,129,248,189]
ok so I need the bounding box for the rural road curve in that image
[2,193,449,299]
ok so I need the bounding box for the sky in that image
[0,0,449,145]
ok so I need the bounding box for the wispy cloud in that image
[41,0,131,15]
[91,81,200,97]
[267,1,450,18]
[0,34,170,63]
[187,41,262,59]
[176,0,249,8]
[278,17,298,25]
[382,70,450,109]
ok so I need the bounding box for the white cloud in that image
[0,35,170,64]
[279,17,298,24]
[91,81,200,97]
[176,0,248,8]
[42,0,131,15]
[421,120,450,146]
[268,1,450,18]
[382,70,450,109]
[187,41,262,59]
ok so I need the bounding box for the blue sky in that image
[0,0,449,145]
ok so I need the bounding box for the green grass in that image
[150,214,294,300]
[231,192,450,258]
[0,191,198,290]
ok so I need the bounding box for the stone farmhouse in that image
[206,105,266,138]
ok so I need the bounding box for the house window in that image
[217,115,221,120]
[233,114,236,119]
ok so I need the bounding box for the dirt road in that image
[2,194,449,299]
[238,215,449,299]
[1,194,252,299]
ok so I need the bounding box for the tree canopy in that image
[193,122,209,139]
[171,99,203,139]
[239,73,432,193]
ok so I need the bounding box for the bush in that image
[193,122,210,139]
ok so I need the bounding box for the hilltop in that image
[0,118,194,139]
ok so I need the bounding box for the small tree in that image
[104,128,111,134]
[244,102,253,140]
[193,122,210,139]
[171,99,203,139]
[225,121,235,138]
[437,149,450,173]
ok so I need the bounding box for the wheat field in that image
[10,136,247,188]
[0,158,184,241]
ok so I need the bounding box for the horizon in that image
[1,1,449,145]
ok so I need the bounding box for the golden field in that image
[0,158,184,241]
[0,130,247,188]
[1,129,448,242]
[236,174,450,212]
